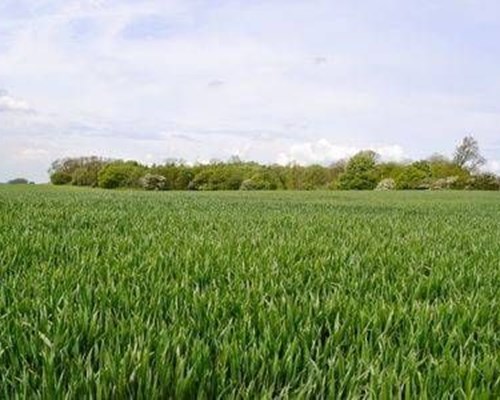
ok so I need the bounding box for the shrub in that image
[430,176,463,190]
[337,151,379,190]
[7,178,29,185]
[395,164,430,190]
[466,173,500,191]
[50,171,72,185]
[49,156,109,187]
[240,179,258,190]
[72,167,99,187]
[240,173,278,190]
[141,174,168,191]
[375,178,396,191]
[98,161,146,189]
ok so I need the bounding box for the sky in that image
[1,0,500,182]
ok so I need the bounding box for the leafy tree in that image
[428,154,468,179]
[376,161,405,181]
[303,165,330,190]
[283,163,305,190]
[397,161,434,190]
[453,136,486,172]
[337,151,379,190]
[395,164,430,190]
[50,171,72,185]
[7,178,29,184]
[467,173,499,190]
[97,161,146,189]
[240,172,278,190]
[72,167,98,187]
[49,156,109,186]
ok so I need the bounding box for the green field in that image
[0,186,499,398]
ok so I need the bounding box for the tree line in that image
[48,136,499,191]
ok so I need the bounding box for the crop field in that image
[0,185,499,398]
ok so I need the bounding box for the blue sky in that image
[1,0,499,182]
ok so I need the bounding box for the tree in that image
[453,136,486,173]
[49,156,109,186]
[467,173,499,191]
[303,165,330,190]
[50,171,72,185]
[394,161,434,190]
[240,171,278,190]
[337,151,379,190]
[97,161,146,189]
[7,178,29,184]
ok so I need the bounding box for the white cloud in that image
[0,92,33,113]
[276,139,407,165]
[483,160,500,174]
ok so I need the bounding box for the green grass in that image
[0,185,499,398]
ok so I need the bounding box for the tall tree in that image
[453,136,485,172]
[338,150,379,190]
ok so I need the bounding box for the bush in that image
[395,165,430,190]
[375,178,396,191]
[72,167,99,187]
[337,151,379,190]
[240,179,258,190]
[190,170,213,190]
[240,173,278,190]
[466,173,500,191]
[49,156,109,187]
[7,178,29,185]
[50,171,72,185]
[141,174,168,191]
[151,164,194,190]
[98,161,146,189]
[430,176,464,190]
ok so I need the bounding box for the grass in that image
[0,185,499,398]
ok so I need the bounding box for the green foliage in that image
[240,171,278,190]
[467,173,500,191]
[376,161,404,181]
[7,178,30,184]
[302,165,330,190]
[71,167,98,187]
[50,171,72,185]
[0,186,499,397]
[151,163,194,190]
[338,151,379,190]
[47,137,497,191]
[97,161,146,189]
[396,163,431,190]
[49,156,109,187]
[427,154,470,183]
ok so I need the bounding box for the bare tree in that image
[453,136,486,173]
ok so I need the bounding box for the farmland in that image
[0,185,499,398]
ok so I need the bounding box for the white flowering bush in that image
[431,176,459,190]
[375,178,396,191]
[140,174,168,191]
